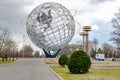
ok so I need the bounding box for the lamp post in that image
[22,35,27,58]
[82,26,91,55]
[16,48,18,60]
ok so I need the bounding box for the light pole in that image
[82,26,91,55]
[22,35,27,58]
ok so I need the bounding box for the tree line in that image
[60,39,118,59]
[0,26,41,62]
[89,38,117,59]
[0,27,17,61]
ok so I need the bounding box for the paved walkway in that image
[0,58,60,80]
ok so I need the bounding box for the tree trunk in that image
[12,49,14,61]
[2,57,4,62]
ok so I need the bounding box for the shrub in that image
[68,50,91,74]
[58,54,69,67]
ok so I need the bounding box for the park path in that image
[0,58,60,80]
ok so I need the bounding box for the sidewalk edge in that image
[49,67,64,80]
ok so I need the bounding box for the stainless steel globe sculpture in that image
[26,2,75,57]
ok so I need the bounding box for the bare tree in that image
[0,26,16,61]
[59,44,81,56]
[34,51,40,58]
[4,39,17,61]
[111,10,120,56]
[21,45,34,57]
[93,38,99,51]
[102,43,113,58]
[89,38,98,58]
[0,27,10,61]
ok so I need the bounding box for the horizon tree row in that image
[0,26,41,62]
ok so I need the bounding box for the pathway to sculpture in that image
[0,58,60,80]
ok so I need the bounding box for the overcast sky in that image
[0,0,120,51]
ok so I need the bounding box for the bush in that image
[68,50,91,74]
[58,54,69,67]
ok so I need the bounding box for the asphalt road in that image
[0,58,60,80]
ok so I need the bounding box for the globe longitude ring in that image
[26,2,75,57]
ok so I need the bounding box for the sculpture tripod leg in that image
[43,49,61,58]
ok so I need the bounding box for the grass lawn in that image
[116,59,120,62]
[0,60,15,64]
[50,66,120,80]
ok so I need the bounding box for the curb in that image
[49,67,64,80]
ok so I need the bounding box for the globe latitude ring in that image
[26,2,75,57]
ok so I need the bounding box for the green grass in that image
[0,60,15,64]
[50,66,120,80]
[116,59,120,62]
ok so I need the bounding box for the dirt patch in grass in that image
[42,58,58,64]
[92,61,109,64]
[91,60,120,70]
[91,66,120,70]
[42,58,120,70]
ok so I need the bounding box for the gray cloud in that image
[88,0,113,4]
[0,0,34,24]
[0,0,35,37]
